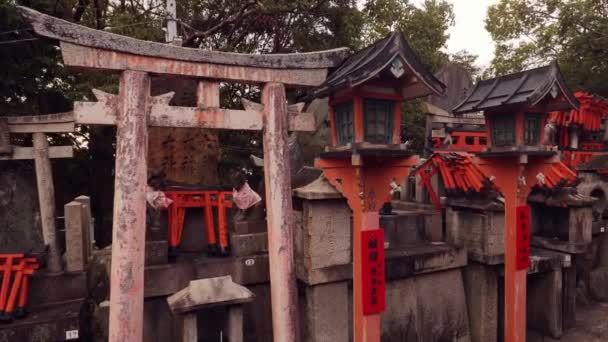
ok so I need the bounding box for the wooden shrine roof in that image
[18,6,350,70]
[453,62,579,114]
[310,30,445,99]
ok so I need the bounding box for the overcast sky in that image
[412,0,499,69]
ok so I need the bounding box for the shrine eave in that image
[453,62,579,114]
[310,30,446,99]
[17,6,351,70]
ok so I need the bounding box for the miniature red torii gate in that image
[19,6,351,342]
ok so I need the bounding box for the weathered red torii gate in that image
[19,6,350,342]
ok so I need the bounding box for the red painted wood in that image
[516,206,531,270]
[361,229,385,315]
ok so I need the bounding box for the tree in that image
[485,0,608,96]
[450,50,481,80]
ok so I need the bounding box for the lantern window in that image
[524,113,541,145]
[364,99,394,144]
[490,115,516,146]
[335,101,354,145]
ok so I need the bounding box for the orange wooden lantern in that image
[454,61,579,342]
[311,31,445,342]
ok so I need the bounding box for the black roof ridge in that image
[309,30,445,100]
[453,61,579,114]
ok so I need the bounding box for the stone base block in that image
[146,240,168,265]
[230,232,268,256]
[303,282,349,342]
[29,271,87,308]
[528,268,563,339]
[382,269,471,341]
[463,262,498,342]
[232,220,267,234]
[0,299,84,342]
[589,266,608,301]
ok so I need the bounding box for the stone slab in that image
[532,236,588,255]
[296,260,352,285]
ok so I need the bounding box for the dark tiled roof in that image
[453,62,579,114]
[577,154,608,171]
[310,31,445,99]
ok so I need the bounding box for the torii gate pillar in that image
[108,70,150,342]
[262,83,299,341]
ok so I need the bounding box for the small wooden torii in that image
[19,6,351,342]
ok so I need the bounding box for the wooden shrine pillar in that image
[261,82,300,341]
[108,70,150,342]
[32,132,62,273]
[504,160,528,342]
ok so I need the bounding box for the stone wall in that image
[0,163,44,252]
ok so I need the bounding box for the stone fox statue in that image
[230,169,265,222]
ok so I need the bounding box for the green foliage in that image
[485,0,608,96]
[450,50,481,80]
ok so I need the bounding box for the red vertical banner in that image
[516,205,531,270]
[362,229,385,315]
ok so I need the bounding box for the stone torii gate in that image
[0,112,75,273]
[19,6,350,342]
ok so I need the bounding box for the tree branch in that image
[183,1,259,47]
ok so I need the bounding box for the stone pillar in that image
[64,201,86,273]
[181,314,197,342]
[108,70,150,342]
[226,306,244,342]
[304,282,349,342]
[261,82,299,342]
[75,195,93,256]
[32,132,62,273]
[463,263,498,342]
[528,268,563,338]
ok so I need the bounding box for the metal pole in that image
[32,132,62,273]
[261,82,299,342]
[108,70,150,342]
